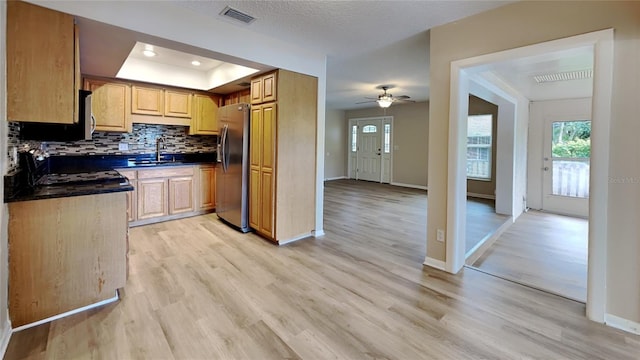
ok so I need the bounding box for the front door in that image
[542,119,591,217]
[357,119,382,182]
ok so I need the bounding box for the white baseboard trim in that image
[423,256,446,271]
[391,182,428,191]
[0,319,11,359]
[467,192,496,200]
[278,232,314,245]
[324,176,347,181]
[312,229,325,237]
[12,292,119,333]
[605,313,640,335]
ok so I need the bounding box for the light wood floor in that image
[472,210,588,302]
[465,197,510,252]
[6,180,638,359]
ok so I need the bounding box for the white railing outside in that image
[553,160,590,198]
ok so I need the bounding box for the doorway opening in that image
[446,29,613,322]
[348,116,393,183]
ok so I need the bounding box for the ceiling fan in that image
[357,85,415,108]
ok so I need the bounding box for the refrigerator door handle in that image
[222,124,230,173]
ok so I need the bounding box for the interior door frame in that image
[347,116,394,183]
[446,29,613,324]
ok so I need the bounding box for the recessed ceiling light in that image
[142,44,156,57]
[191,60,201,66]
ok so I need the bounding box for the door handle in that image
[543,166,549,171]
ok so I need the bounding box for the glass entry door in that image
[542,119,591,217]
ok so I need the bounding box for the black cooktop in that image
[36,170,127,186]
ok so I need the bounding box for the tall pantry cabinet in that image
[249,70,318,244]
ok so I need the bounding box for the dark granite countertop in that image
[6,180,135,203]
[5,152,216,203]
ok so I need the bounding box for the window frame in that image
[466,114,493,181]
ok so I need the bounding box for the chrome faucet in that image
[156,137,165,162]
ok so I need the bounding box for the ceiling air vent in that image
[533,69,593,84]
[220,6,256,25]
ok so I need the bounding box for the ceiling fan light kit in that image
[377,97,393,108]
[357,85,415,108]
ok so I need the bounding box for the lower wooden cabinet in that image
[197,164,216,211]
[137,178,168,220]
[169,176,194,214]
[8,192,127,327]
[118,164,215,226]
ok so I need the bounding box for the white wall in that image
[527,98,592,210]
[0,0,11,353]
[324,109,347,180]
[345,101,429,187]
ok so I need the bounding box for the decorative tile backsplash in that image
[7,122,217,172]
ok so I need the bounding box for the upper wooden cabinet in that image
[188,94,219,135]
[132,86,192,119]
[7,1,79,124]
[164,90,192,118]
[250,72,277,104]
[84,78,132,133]
[131,86,164,116]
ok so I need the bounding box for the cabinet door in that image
[259,171,274,237]
[261,73,277,103]
[169,177,194,215]
[131,86,163,116]
[249,103,277,239]
[7,1,76,124]
[137,179,168,219]
[197,166,216,211]
[189,95,218,135]
[249,168,260,230]
[261,104,276,172]
[250,105,263,168]
[84,79,132,132]
[250,78,263,104]
[165,91,192,118]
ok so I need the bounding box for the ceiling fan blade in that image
[395,95,411,100]
[394,99,416,103]
[363,97,378,100]
[355,100,377,104]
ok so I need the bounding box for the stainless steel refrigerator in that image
[216,103,251,232]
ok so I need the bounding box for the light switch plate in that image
[118,142,129,151]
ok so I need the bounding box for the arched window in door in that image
[362,125,377,133]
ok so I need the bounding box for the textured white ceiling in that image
[74,0,593,110]
[172,0,514,109]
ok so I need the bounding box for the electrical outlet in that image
[118,142,129,151]
[436,229,445,242]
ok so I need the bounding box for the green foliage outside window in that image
[551,120,591,158]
